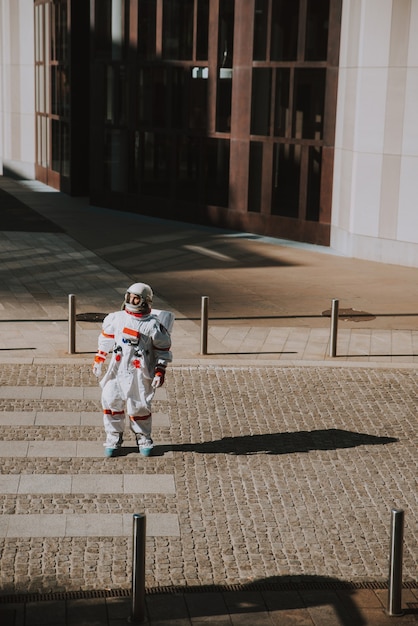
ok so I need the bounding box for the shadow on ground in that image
[147,428,398,456]
[0,188,64,233]
[144,575,372,626]
[111,429,399,457]
[2,575,402,625]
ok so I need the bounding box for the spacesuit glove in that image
[93,362,102,378]
[93,352,106,378]
[151,366,166,388]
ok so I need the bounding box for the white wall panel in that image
[350,153,382,237]
[379,154,401,239]
[340,0,362,67]
[402,68,418,156]
[332,0,418,266]
[0,0,35,177]
[338,69,357,151]
[397,157,418,243]
[354,68,388,153]
[383,68,406,155]
[408,2,418,64]
[360,0,392,67]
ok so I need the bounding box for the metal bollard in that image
[387,508,404,616]
[329,298,339,357]
[131,513,146,623]
[200,296,209,355]
[68,294,76,354]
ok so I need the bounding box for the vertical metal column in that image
[131,513,146,623]
[68,294,76,354]
[200,296,209,355]
[329,298,339,357]
[387,508,404,616]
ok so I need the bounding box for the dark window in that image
[248,142,263,213]
[105,128,126,192]
[51,1,68,62]
[51,118,60,172]
[172,67,208,131]
[271,0,299,61]
[137,67,167,128]
[94,0,126,60]
[138,0,157,59]
[204,138,230,207]
[216,0,234,132]
[271,143,301,217]
[305,0,330,61]
[175,136,201,201]
[189,70,208,131]
[88,0,340,243]
[196,0,210,60]
[293,69,325,139]
[62,120,70,177]
[37,115,48,168]
[253,0,268,61]
[51,119,69,175]
[306,146,322,220]
[218,0,234,68]
[171,68,186,130]
[106,65,127,126]
[251,68,271,136]
[128,130,141,193]
[52,65,69,117]
[111,1,126,61]
[216,75,232,132]
[140,132,170,197]
[162,0,194,60]
[94,0,112,55]
[273,69,290,137]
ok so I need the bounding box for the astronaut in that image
[92,282,173,457]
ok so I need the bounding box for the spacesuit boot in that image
[103,409,125,457]
[130,414,153,456]
[136,434,154,457]
[104,433,123,457]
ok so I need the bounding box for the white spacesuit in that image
[93,282,173,457]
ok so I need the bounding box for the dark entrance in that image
[34,0,89,195]
[88,0,342,245]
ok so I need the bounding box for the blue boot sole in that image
[139,447,153,457]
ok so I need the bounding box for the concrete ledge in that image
[0,441,173,457]
[0,411,170,427]
[0,513,180,537]
[0,474,175,494]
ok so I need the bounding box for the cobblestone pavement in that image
[1,177,418,623]
[0,363,417,598]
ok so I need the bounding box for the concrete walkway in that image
[1,176,418,366]
[0,176,417,625]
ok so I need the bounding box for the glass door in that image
[34,0,69,190]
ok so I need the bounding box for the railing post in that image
[329,298,339,357]
[131,513,146,623]
[387,508,404,616]
[68,294,76,354]
[200,296,209,355]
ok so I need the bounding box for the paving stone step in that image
[0,474,175,494]
[0,513,180,538]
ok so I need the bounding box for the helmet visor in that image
[126,292,151,304]
[125,290,152,312]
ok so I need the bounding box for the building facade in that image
[1,0,418,266]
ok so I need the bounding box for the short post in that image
[200,296,209,355]
[68,294,76,354]
[131,513,146,623]
[329,298,339,357]
[387,508,404,616]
